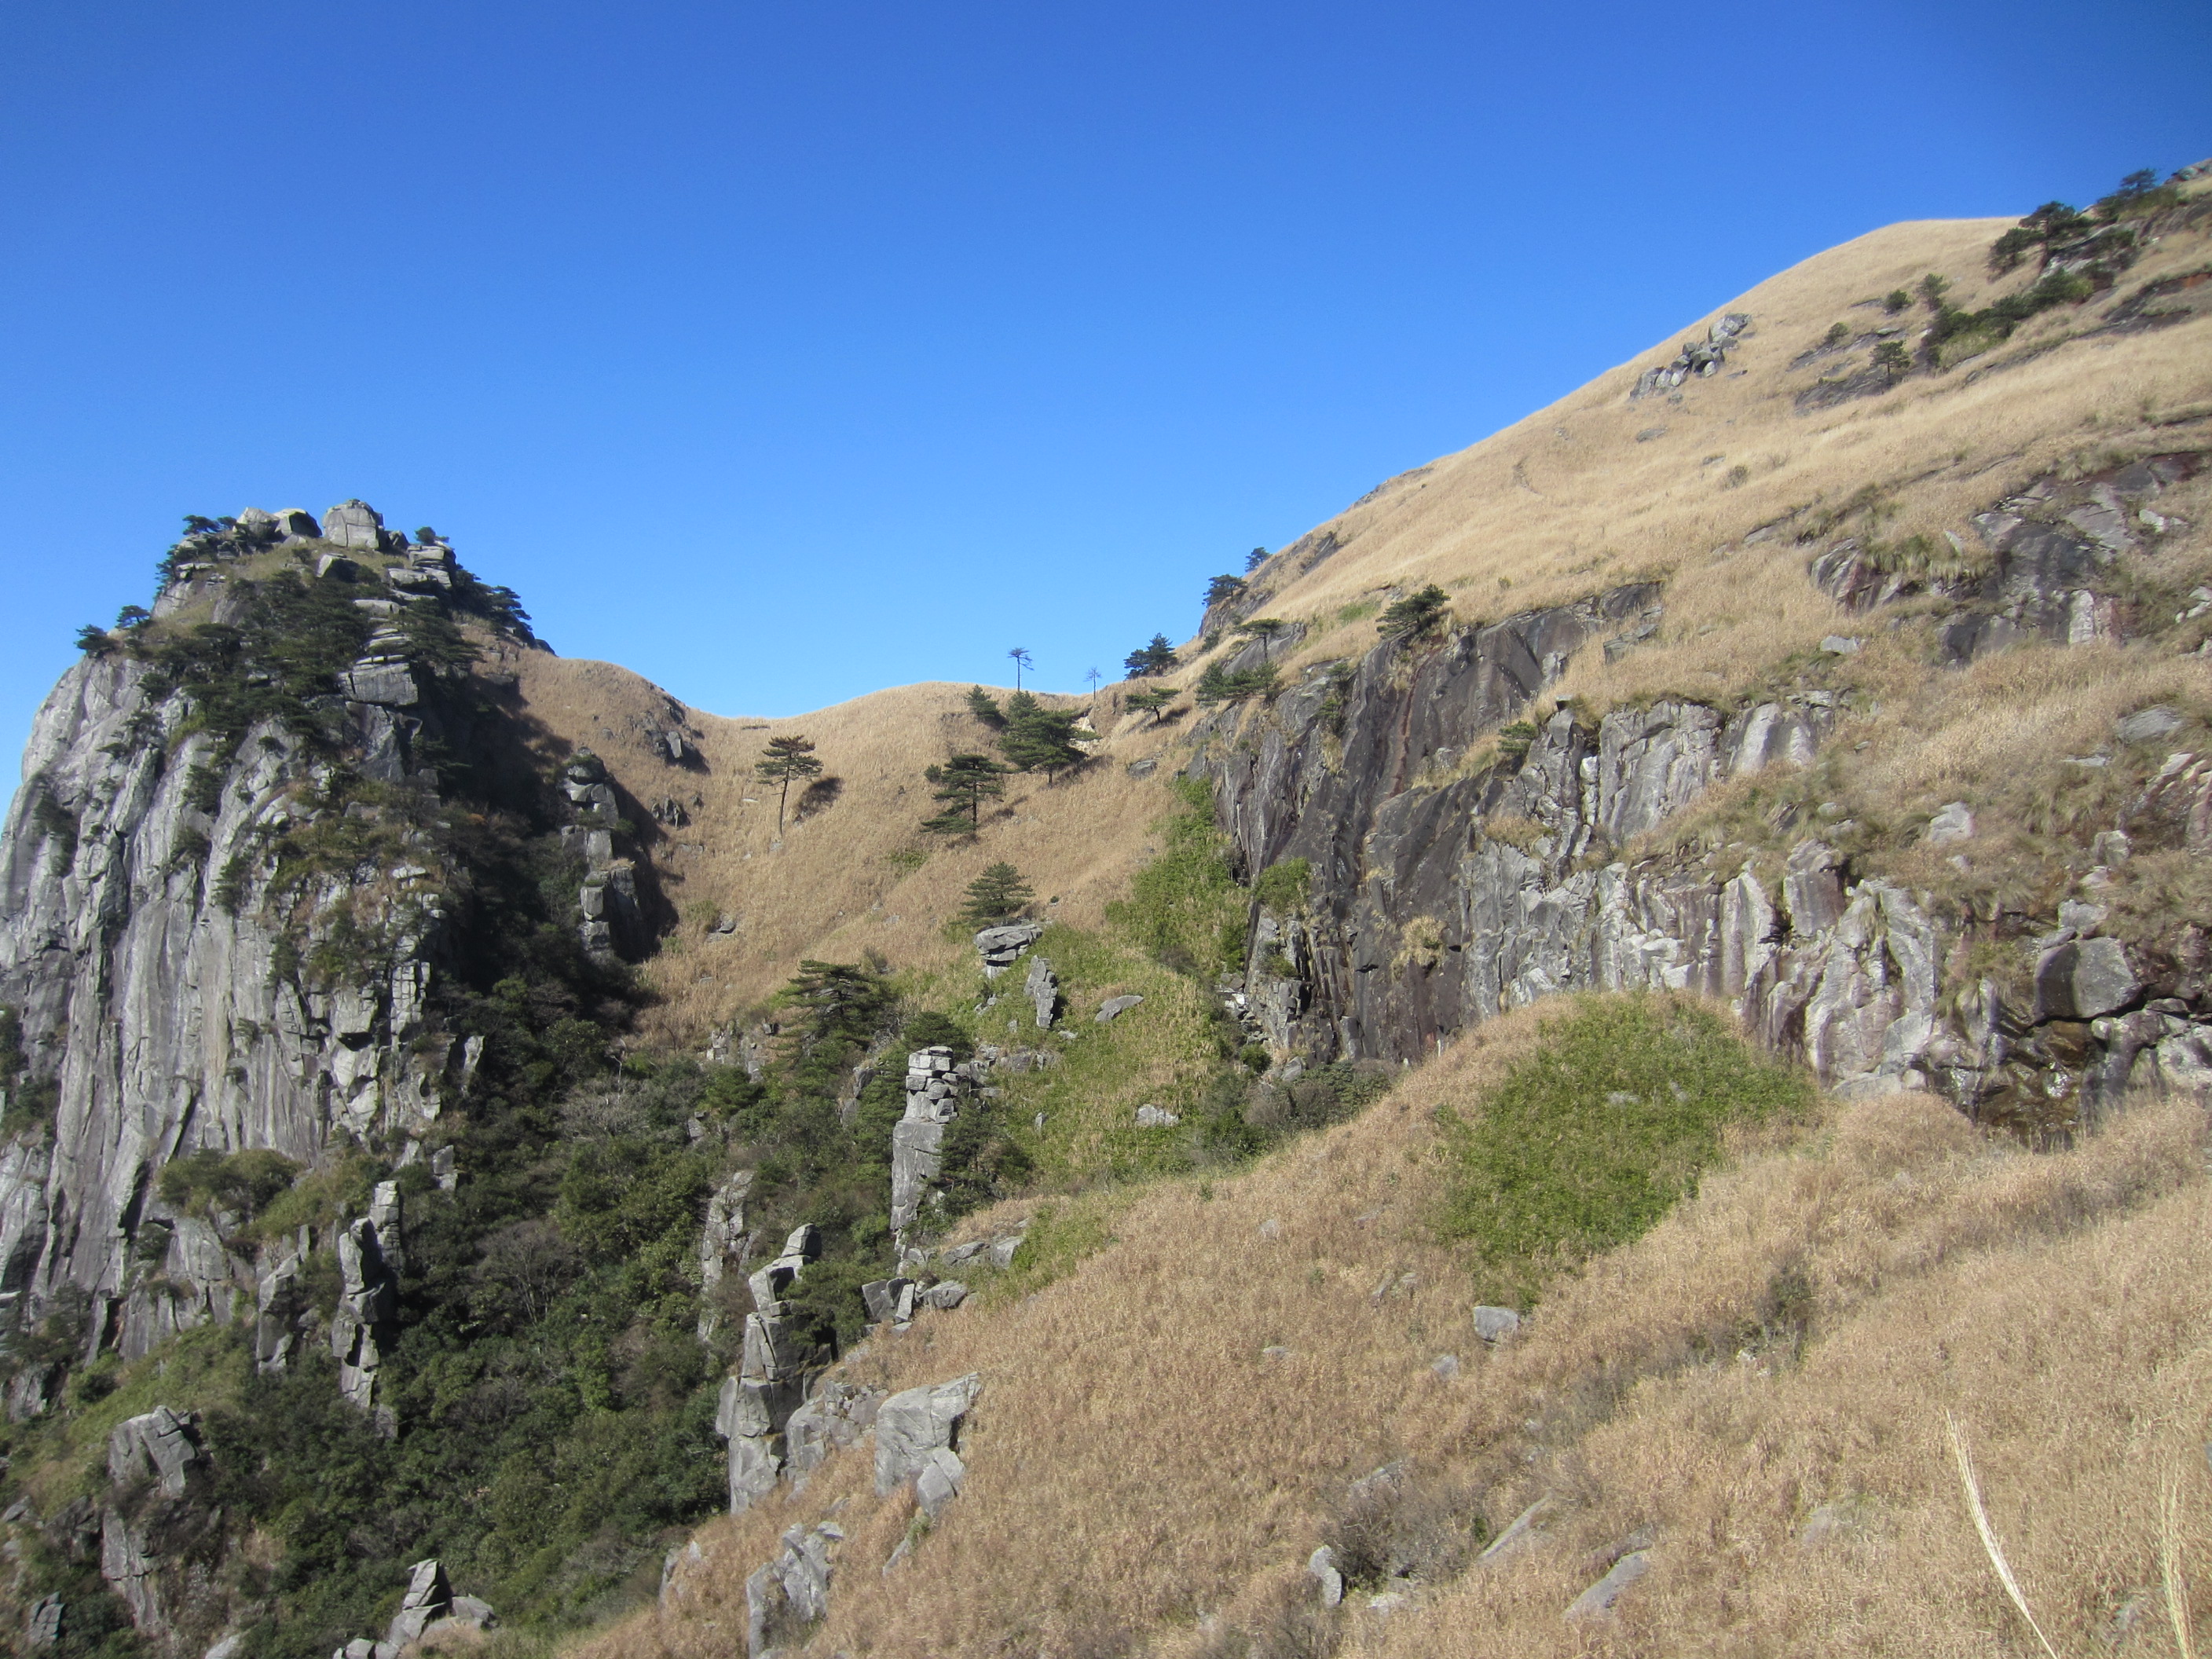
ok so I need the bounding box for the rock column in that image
[888,1046,989,1245]
[714,1224,821,1513]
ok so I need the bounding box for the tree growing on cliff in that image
[1125,686,1177,722]
[923,753,1009,834]
[1244,546,1270,573]
[1379,584,1451,643]
[1203,574,1247,610]
[961,862,1034,927]
[756,735,822,833]
[1233,617,1291,662]
[1124,635,1178,677]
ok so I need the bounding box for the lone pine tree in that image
[756,735,824,832]
[923,753,1009,834]
[1123,634,1178,677]
[961,862,1034,927]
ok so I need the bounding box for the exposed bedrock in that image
[1191,515,2210,1126]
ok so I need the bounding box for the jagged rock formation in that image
[330,1557,496,1659]
[329,1181,403,1419]
[0,502,531,1402]
[1809,452,2201,660]
[1194,460,2212,1127]
[697,1167,756,1342]
[97,1406,227,1653]
[889,1046,995,1243]
[560,749,643,961]
[744,1522,842,1658]
[715,1223,826,1512]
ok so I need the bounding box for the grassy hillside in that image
[503,184,2212,1053]
[575,996,2210,1659]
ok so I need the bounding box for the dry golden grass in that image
[1192,204,2212,725]
[570,994,2212,1659]
[494,649,1191,1036]
[491,193,2210,1049]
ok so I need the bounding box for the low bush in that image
[1437,993,1811,1302]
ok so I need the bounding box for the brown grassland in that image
[497,196,2212,1048]
[569,999,2212,1657]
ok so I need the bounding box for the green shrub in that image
[1251,858,1312,916]
[1437,994,1812,1302]
[156,1148,302,1231]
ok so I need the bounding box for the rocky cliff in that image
[0,504,564,1405]
[1193,445,2212,1137]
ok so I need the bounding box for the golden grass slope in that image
[572,998,2212,1658]
[496,192,2212,1044]
[494,650,1188,1038]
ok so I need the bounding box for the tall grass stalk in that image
[1946,1411,2064,1659]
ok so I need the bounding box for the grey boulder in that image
[1473,1306,1522,1343]
[2035,936,2141,1021]
[1095,994,1144,1024]
[873,1373,982,1495]
[1564,1550,1650,1621]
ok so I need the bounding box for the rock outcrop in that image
[560,750,644,962]
[744,1522,843,1658]
[1189,507,2210,1126]
[329,1182,404,1419]
[0,503,529,1402]
[97,1406,229,1651]
[975,921,1044,976]
[1632,312,1752,397]
[714,1224,826,1513]
[888,1046,997,1243]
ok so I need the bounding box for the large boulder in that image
[107,1407,203,1497]
[975,921,1045,976]
[873,1373,982,1495]
[2035,936,2141,1021]
[322,500,388,550]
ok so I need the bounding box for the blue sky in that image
[2,1,2205,747]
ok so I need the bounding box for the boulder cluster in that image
[1632,313,1752,397]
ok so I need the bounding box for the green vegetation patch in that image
[1104,778,1247,981]
[1438,994,1812,1302]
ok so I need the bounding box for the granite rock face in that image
[1188,529,2197,1125]
[0,504,528,1403]
[888,1046,998,1242]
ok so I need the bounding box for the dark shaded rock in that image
[2036,937,2141,1021]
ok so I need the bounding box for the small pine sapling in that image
[961,862,1034,927]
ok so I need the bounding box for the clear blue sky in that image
[2,2,2204,747]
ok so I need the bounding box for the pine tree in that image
[1123,634,1178,677]
[1378,584,1451,643]
[754,735,823,832]
[1007,646,1032,689]
[1244,546,1269,573]
[999,694,1093,779]
[1125,687,1177,722]
[774,960,893,1086]
[923,753,1009,834]
[1203,574,1246,609]
[966,686,1005,727]
[961,862,1034,927]
[1234,617,1291,661]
